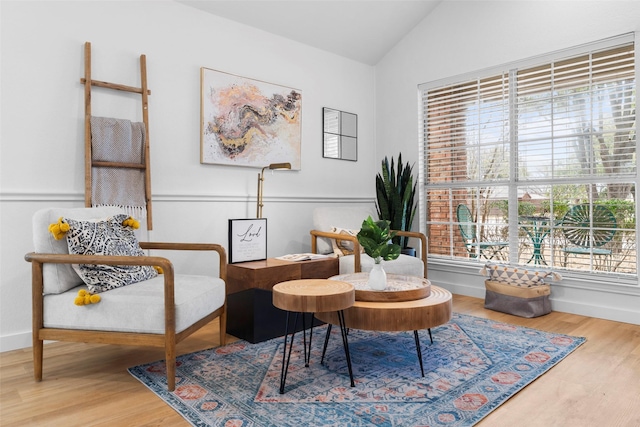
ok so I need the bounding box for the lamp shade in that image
[267,162,292,171]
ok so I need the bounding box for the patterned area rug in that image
[129,313,585,426]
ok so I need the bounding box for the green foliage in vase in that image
[357,216,401,264]
[375,153,416,248]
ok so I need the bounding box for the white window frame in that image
[418,33,638,287]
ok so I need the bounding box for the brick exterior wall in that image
[426,99,468,257]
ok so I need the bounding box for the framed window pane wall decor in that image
[323,107,357,161]
[420,34,637,283]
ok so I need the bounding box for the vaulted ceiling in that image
[176,1,442,65]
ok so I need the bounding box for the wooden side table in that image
[226,257,339,343]
[272,279,355,394]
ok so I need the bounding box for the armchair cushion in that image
[63,214,157,293]
[330,227,363,256]
[33,207,125,295]
[43,274,225,334]
[313,206,377,254]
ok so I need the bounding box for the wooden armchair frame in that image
[310,229,428,278]
[25,242,227,391]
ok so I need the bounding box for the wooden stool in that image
[272,279,355,394]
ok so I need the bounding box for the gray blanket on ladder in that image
[90,116,147,221]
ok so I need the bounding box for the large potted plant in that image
[357,216,401,290]
[375,153,417,255]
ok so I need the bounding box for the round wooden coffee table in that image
[315,273,452,376]
[272,279,355,393]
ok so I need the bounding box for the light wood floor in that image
[1,294,639,426]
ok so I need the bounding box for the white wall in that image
[3,1,639,353]
[376,0,640,325]
[0,1,377,351]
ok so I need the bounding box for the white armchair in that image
[25,207,227,391]
[310,206,427,277]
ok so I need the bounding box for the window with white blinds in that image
[420,35,637,278]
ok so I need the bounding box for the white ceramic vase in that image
[368,262,387,290]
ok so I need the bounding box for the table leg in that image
[323,324,431,380]
[337,310,355,387]
[414,330,425,377]
[528,238,547,265]
[303,313,315,368]
[320,314,355,387]
[522,221,551,266]
[279,311,299,394]
[321,323,332,365]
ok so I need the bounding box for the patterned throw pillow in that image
[480,262,560,288]
[64,214,157,293]
[330,227,364,257]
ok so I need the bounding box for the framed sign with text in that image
[228,218,267,263]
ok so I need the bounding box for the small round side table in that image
[272,279,355,394]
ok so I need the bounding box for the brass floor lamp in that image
[256,162,291,218]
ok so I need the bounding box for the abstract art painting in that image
[200,67,302,169]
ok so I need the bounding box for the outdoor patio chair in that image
[456,204,508,260]
[561,204,617,270]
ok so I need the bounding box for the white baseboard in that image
[436,279,640,326]
[548,299,640,325]
[0,331,32,353]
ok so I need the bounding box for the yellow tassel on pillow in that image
[74,289,101,306]
[154,266,164,274]
[122,217,140,229]
[48,217,70,240]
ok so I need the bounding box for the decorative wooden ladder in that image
[81,41,153,230]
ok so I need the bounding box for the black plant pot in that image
[401,247,416,257]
